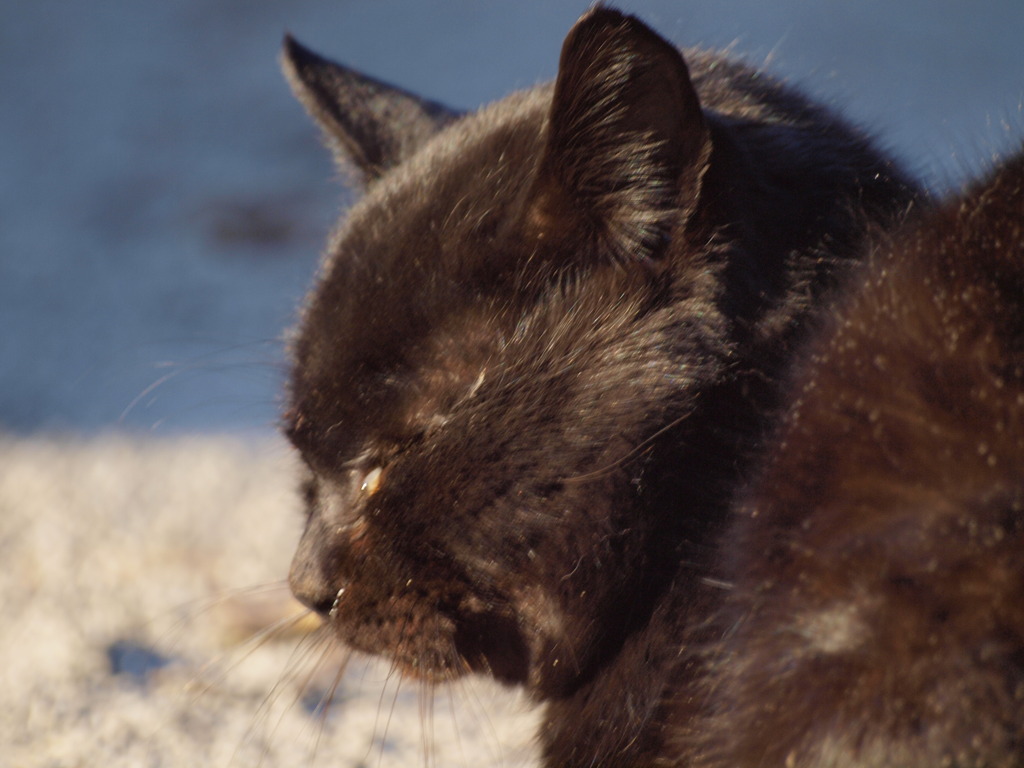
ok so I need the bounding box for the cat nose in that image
[289,556,338,616]
[289,564,337,616]
[288,526,340,616]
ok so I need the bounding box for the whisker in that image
[445,681,468,768]
[185,608,312,705]
[260,629,342,767]
[449,677,499,767]
[418,683,432,768]
[120,368,186,423]
[446,637,514,768]
[117,336,288,430]
[160,581,292,633]
[307,647,353,765]
[374,667,407,768]
[238,624,333,768]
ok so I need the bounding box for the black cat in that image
[280,8,917,766]
[680,145,1024,768]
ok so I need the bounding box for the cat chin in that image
[327,600,533,686]
[325,595,464,682]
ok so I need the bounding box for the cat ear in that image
[282,35,460,181]
[529,8,711,266]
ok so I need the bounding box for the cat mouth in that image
[320,586,531,685]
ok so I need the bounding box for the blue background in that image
[2,0,1021,434]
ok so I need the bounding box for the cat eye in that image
[361,466,383,496]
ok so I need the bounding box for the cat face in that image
[282,9,724,691]
[281,7,916,703]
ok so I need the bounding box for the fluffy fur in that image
[682,146,1024,767]
[280,8,917,765]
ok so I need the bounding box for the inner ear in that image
[282,35,460,182]
[530,8,711,266]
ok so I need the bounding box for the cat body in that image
[682,146,1024,768]
[280,8,916,765]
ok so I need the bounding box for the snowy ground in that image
[1,1,1022,766]
[0,435,538,768]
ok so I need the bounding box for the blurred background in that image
[1,3,1022,766]
[2,0,1022,437]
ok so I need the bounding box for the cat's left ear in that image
[529,8,711,266]
[282,35,460,182]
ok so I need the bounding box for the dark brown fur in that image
[682,147,1024,768]
[279,8,917,765]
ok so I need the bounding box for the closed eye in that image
[361,466,384,496]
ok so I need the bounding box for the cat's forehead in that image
[330,89,548,258]
[288,95,552,442]
[287,273,511,463]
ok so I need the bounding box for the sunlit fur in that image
[680,146,1024,768]
[280,7,918,766]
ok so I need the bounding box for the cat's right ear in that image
[528,8,711,268]
[282,35,460,182]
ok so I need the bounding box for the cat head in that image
[281,7,722,694]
